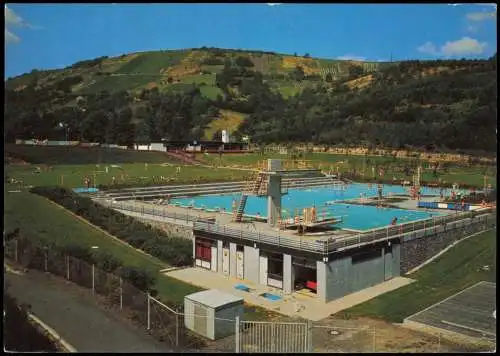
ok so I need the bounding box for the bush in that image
[119,266,156,291]
[94,251,123,273]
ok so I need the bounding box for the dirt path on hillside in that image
[5,266,170,352]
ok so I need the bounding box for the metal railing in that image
[100,200,495,255]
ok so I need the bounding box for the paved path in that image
[5,267,170,353]
[165,267,415,321]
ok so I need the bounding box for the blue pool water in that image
[172,183,448,231]
[260,293,282,301]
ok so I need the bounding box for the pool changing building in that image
[193,223,401,303]
[192,159,401,302]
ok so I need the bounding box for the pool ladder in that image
[234,172,267,222]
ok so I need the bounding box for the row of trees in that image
[235,58,497,151]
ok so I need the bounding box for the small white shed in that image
[184,289,244,340]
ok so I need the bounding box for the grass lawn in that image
[5,145,178,165]
[338,229,496,322]
[5,163,252,189]
[199,85,224,100]
[3,187,201,303]
[3,184,285,318]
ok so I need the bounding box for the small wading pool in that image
[172,183,448,231]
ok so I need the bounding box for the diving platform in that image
[234,159,324,227]
[278,216,342,231]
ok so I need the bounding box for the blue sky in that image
[5,3,497,78]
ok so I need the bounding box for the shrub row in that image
[30,187,193,267]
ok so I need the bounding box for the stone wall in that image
[400,217,495,274]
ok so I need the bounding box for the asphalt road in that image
[5,267,171,352]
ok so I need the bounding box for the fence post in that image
[92,264,95,295]
[66,255,70,280]
[14,239,18,263]
[372,326,376,352]
[307,320,313,352]
[175,312,179,348]
[44,248,48,272]
[235,315,240,353]
[147,292,151,330]
[119,277,123,310]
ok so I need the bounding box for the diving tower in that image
[234,159,325,227]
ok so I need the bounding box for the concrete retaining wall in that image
[400,217,495,274]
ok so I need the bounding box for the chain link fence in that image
[4,236,494,353]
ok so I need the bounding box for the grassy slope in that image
[5,49,400,137]
[339,229,496,322]
[203,109,246,140]
[3,189,165,272]
[3,187,201,303]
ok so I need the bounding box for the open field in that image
[337,229,496,322]
[5,163,252,190]
[5,145,178,165]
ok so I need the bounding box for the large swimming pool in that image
[172,183,447,231]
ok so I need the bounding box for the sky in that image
[4,3,498,78]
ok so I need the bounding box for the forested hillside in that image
[4,48,497,152]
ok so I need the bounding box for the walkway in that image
[5,266,170,353]
[165,267,414,321]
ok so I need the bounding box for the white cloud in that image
[448,3,497,9]
[441,37,487,56]
[336,54,367,61]
[5,5,40,45]
[5,5,23,26]
[417,42,438,55]
[466,11,496,21]
[266,3,282,6]
[417,37,488,57]
[5,28,20,43]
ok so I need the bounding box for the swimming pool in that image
[171,183,447,230]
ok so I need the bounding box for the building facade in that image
[192,225,401,303]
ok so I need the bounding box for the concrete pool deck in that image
[103,196,456,246]
[104,198,359,242]
[165,267,415,321]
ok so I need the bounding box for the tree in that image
[290,66,305,81]
[349,65,364,78]
[234,56,254,67]
[304,53,311,58]
[212,130,222,141]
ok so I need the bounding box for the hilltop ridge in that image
[4,47,497,152]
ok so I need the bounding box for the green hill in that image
[4,47,497,152]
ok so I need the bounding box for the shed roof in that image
[186,289,244,309]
